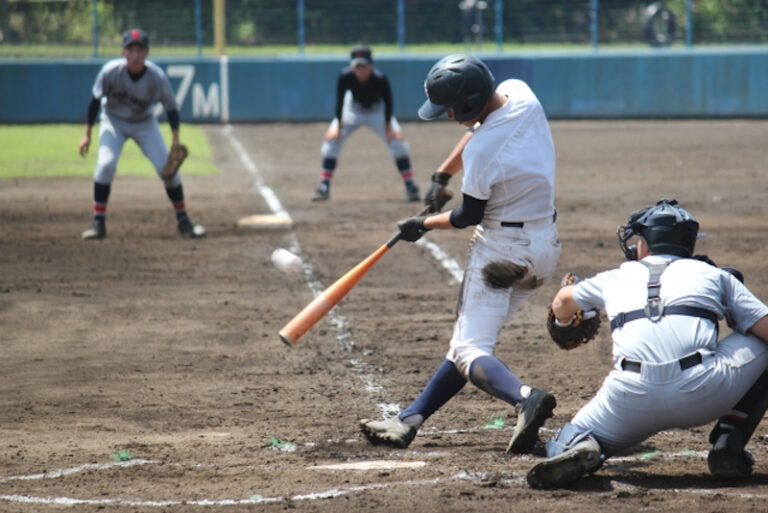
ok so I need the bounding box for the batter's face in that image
[122,44,149,74]
[447,108,479,127]
[353,64,372,83]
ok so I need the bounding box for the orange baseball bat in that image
[279,205,430,346]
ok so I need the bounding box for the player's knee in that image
[94,164,117,184]
[449,347,491,379]
[545,422,595,458]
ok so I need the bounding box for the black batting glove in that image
[398,216,430,242]
[424,172,452,213]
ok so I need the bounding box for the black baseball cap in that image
[122,29,149,49]
[350,45,373,67]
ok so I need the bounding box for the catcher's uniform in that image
[447,79,561,376]
[91,58,181,187]
[569,255,768,455]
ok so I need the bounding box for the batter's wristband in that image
[432,172,451,186]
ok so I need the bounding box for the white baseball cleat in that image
[359,417,417,449]
[178,217,206,238]
[527,437,602,489]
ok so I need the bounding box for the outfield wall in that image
[1,49,767,123]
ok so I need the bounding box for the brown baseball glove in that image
[546,273,601,350]
[161,143,188,180]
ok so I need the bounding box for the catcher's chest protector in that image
[610,260,719,332]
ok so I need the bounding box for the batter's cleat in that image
[82,219,106,240]
[359,417,417,449]
[405,183,421,202]
[527,437,602,489]
[507,388,557,454]
[178,217,206,238]
[312,184,330,202]
[708,448,755,479]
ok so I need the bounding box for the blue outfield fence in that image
[2,48,768,123]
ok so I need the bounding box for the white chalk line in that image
[224,124,396,419]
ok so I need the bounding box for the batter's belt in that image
[482,210,557,230]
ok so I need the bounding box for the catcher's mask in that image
[617,199,699,260]
[418,54,495,122]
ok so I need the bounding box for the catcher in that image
[526,199,768,489]
[78,28,204,240]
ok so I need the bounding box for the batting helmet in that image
[418,54,495,122]
[617,199,699,260]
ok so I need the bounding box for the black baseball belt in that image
[620,351,703,373]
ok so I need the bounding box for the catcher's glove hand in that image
[161,143,188,180]
[546,273,601,350]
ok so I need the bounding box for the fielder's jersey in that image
[335,67,393,122]
[573,255,768,363]
[92,59,178,121]
[461,79,555,223]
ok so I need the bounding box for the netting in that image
[0,0,766,58]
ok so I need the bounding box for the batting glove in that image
[424,172,452,213]
[398,216,430,242]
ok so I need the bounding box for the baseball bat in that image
[279,205,431,346]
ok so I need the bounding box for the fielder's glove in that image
[546,273,601,350]
[424,172,453,213]
[398,216,430,242]
[161,143,188,180]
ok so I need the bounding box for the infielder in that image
[526,199,768,489]
[78,28,205,240]
[360,55,561,453]
[312,45,420,203]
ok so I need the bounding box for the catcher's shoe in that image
[405,183,421,202]
[178,217,206,238]
[507,388,556,454]
[312,184,330,202]
[82,219,106,240]
[708,448,755,479]
[527,437,602,489]
[359,417,417,449]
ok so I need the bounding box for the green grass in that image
[0,124,218,179]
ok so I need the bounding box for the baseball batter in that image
[527,199,768,489]
[312,45,420,203]
[360,55,561,453]
[78,28,205,240]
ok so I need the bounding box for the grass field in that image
[0,124,218,179]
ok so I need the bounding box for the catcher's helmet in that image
[418,54,495,122]
[617,199,699,260]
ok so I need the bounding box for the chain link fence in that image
[1,0,767,58]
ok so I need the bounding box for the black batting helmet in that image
[418,54,495,122]
[617,199,699,260]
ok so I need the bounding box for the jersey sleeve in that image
[460,144,494,200]
[572,271,610,311]
[91,65,108,99]
[721,273,768,333]
[157,71,179,112]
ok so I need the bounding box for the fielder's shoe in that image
[81,219,106,240]
[405,183,421,202]
[708,448,755,479]
[507,388,557,454]
[359,417,417,449]
[178,217,206,238]
[312,184,330,202]
[527,437,602,489]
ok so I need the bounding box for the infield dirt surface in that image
[2,120,768,512]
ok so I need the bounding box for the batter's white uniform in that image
[447,79,562,376]
[91,59,181,187]
[571,255,768,455]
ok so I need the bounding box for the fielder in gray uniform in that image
[78,28,205,240]
[526,199,768,489]
[312,45,420,203]
[360,55,560,453]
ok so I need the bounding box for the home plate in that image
[309,460,427,471]
[237,214,293,230]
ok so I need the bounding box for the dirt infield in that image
[2,120,768,512]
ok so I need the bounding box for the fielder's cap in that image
[122,28,149,49]
[350,45,373,67]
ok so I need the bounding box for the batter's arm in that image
[438,130,474,178]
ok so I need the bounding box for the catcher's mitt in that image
[546,273,601,350]
[161,143,188,180]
